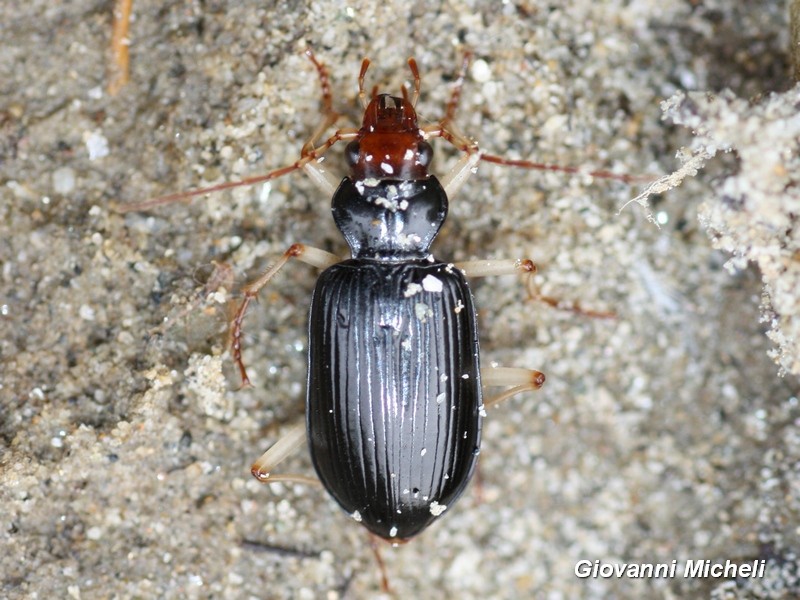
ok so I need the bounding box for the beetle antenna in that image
[358,58,371,109]
[407,58,420,106]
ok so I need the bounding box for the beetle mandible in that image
[124,50,635,542]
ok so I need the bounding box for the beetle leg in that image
[367,534,393,593]
[231,243,341,387]
[297,49,363,194]
[455,257,613,317]
[525,276,616,319]
[481,367,546,408]
[437,148,482,198]
[250,422,320,486]
[454,258,536,278]
[302,48,340,147]
[421,114,482,198]
[444,50,472,124]
[116,49,359,212]
[453,259,546,406]
[301,158,339,198]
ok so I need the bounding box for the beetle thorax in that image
[331,177,448,261]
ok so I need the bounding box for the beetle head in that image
[345,94,433,181]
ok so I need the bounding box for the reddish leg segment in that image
[526,276,616,319]
[117,50,358,212]
[423,51,652,198]
[231,243,340,387]
[454,257,546,406]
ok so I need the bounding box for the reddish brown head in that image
[345,93,433,181]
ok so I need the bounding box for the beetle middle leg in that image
[455,257,615,319]
[454,257,547,406]
[525,277,616,319]
[231,243,340,386]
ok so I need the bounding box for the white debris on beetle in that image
[397,233,422,246]
[389,526,398,538]
[404,282,423,297]
[478,404,487,417]
[454,300,464,314]
[415,302,433,322]
[422,274,444,293]
[429,501,447,516]
[351,510,362,522]
[436,392,446,404]
[362,177,381,187]
[373,195,399,211]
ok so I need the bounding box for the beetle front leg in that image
[231,243,341,386]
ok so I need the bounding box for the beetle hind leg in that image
[250,422,320,487]
[481,367,546,408]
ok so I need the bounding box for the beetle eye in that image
[345,141,360,167]
[416,142,433,167]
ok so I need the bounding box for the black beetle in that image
[122,52,641,541]
[230,55,546,542]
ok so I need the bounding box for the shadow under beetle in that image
[124,50,638,543]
